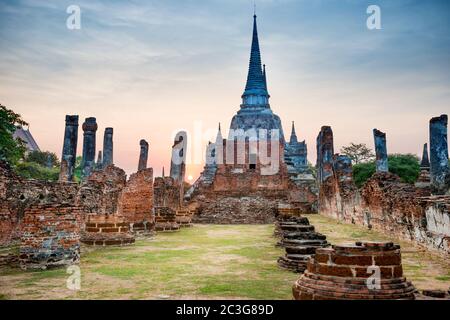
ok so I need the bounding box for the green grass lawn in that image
[0,225,298,300]
[0,217,448,300]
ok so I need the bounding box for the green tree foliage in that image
[352,154,420,188]
[388,154,420,184]
[0,104,28,164]
[340,143,375,165]
[73,156,83,182]
[14,162,59,181]
[25,150,60,168]
[353,162,376,188]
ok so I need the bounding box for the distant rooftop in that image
[13,127,40,152]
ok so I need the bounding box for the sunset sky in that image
[1,0,449,180]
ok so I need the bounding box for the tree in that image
[388,154,420,184]
[352,154,420,188]
[25,150,60,168]
[340,143,375,165]
[0,104,28,165]
[353,162,376,188]
[15,162,59,181]
[73,156,83,182]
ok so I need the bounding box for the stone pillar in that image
[373,129,388,172]
[170,131,187,207]
[429,114,449,194]
[138,139,149,171]
[102,127,113,167]
[316,126,334,184]
[59,115,79,182]
[420,143,430,170]
[170,131,187,183]
[81,117,98,179]
[96,150,103,170]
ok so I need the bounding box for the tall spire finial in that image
[162,166,165,177]
[254,1,256,17]
[243,12,266,94]
[290,121,298,144]
[218,122,221,132]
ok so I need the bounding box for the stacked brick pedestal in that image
[293,241,416,300]
[276,214,329,273]
[154,207,180,232]
[19,204,82,270]
[175,209,193,228]
[81,214,135,246]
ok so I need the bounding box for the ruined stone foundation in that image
[154,207,180,232]
[175,209,193,228]
[19,204,81,270]
[276,212,329,273]
[293,241,416,300]
[81,214,135,246]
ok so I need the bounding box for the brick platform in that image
[175,209,193,228]
[155,207,180,232]
[19,204,82,270]
[292,241,416,300]
[81,214,135,246]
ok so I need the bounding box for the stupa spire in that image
[241,14,270,107]
[290,121,298,144]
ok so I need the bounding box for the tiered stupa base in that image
[276,214,329,273]
[293,241,417,300]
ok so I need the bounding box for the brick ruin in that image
[316,116,450,253]
[0,115,162,268]
[187,128,318,224]
[20,204,82,270]
[185,15,318,224]
[153,176,181,232]
[293,241,417,300]
[117,168,154,234]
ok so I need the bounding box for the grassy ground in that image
[0,216,449,300]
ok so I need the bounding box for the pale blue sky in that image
[0,0,449,176]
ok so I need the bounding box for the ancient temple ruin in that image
[187,15,317,223]
[316,115,450,254]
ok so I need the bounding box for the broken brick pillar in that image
[429,114,449,194]
[316,126,334,184]
[293,241,416,300]
[81,117,98,179]
[19,204,82,270]
[103,127,114,167]
[59,115,79,182]
[138,139,149,171]
[170,131,187,206]
[373,129,388,172]
[118,168,154,234]
[170,131,187,183]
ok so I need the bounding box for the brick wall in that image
[118,168,154,233]
[19,204,82,269]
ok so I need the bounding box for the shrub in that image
[14,162,59,181]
